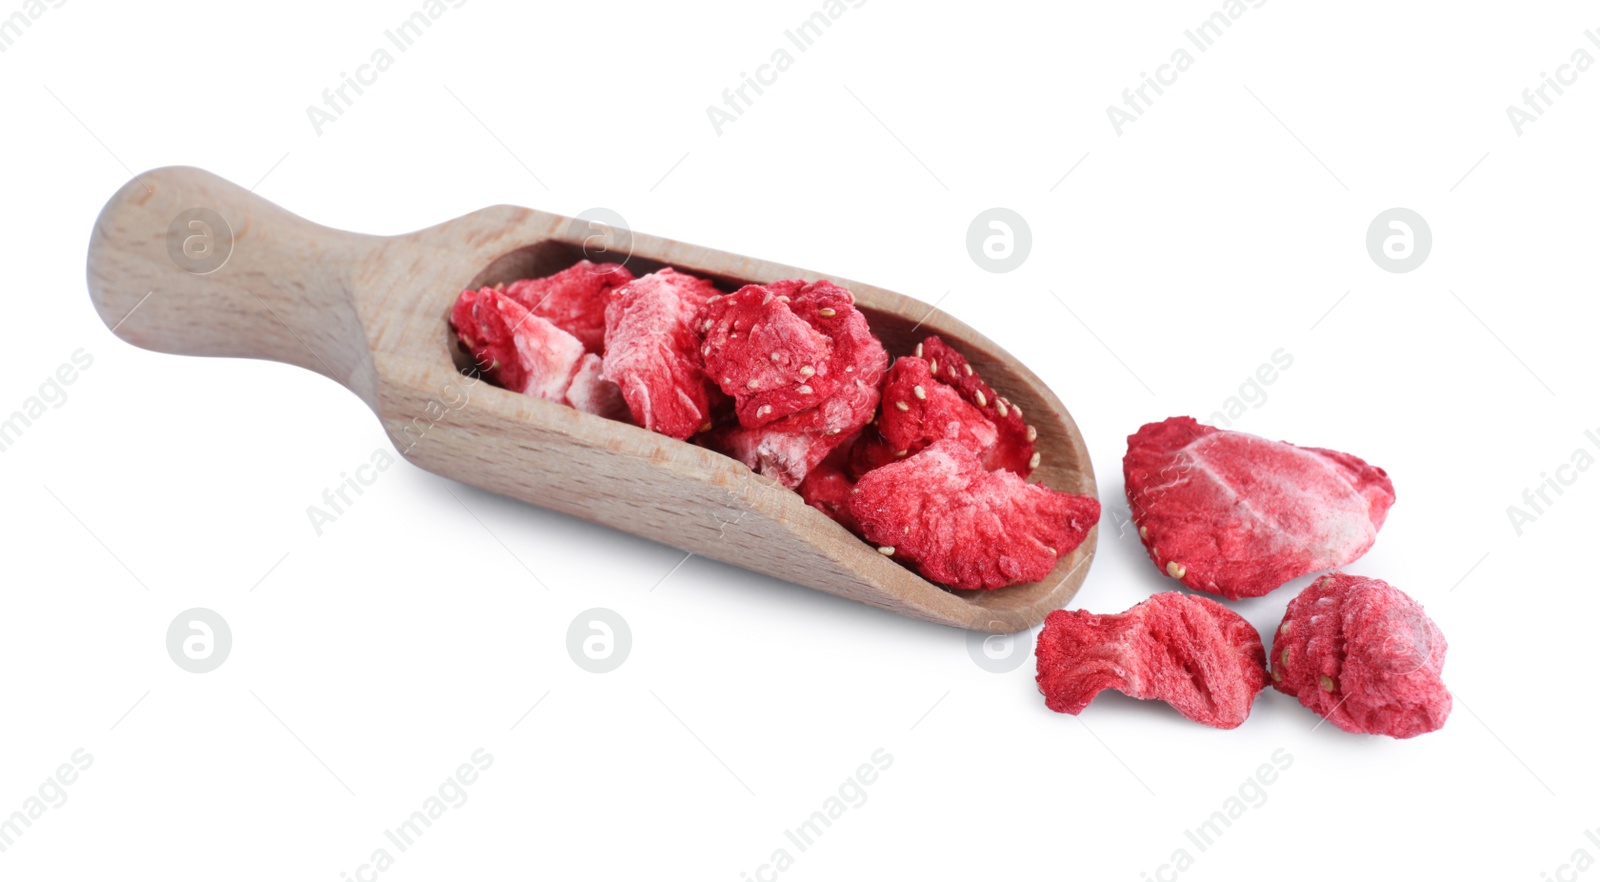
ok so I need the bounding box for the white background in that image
[2,1,1596,879]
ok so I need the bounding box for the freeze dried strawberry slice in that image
[917,336,1037,476]
[1036,593,1268,729]
[850,440,1100,590]
[696,280,886,487]
[699,284,835,427]
[452,287,580,400]
[698,279,886,432]
[452,286,535,392]
[784,280,886,383]
[602,268,721,439]
[875,356,998,463]
[778,279,888,434]
[509,315,588,404]
[1124,417,1396,600]
[1271,573,1450,738]
[501,261,634,355]
[449,287,624,417]
[696,356,881,488]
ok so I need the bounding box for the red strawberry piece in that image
[917,336,1037,476]
[695,280,887,487]
[698,284,836,428]
[452,286,534,392]
[783,280,887,388]
[602,268,721,440]
[1271,573,1450,738]
[1035,592,1269,729]
[796,445,862,534]
[501,260,634,355]
[698,279,888,431]
[1123,416,1396,600]
[849,440,1100,590]
[450,287,626,417]
[771,279,888,438]
[695,363,881,488]
[766,367,881,440]
[505,314,587,404]
[875,355,997,463]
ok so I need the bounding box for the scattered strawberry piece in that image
[1124,416,1396,600]
[450,286,624,416]
[917,336,1037,475]
[1271,573,1450,738]
[850,440,1099,590]
[501,260,634,355]
[1036,592,1269,729]
[602,269,722,440]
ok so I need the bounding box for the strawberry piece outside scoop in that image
[1035,592,1269,729]
[1123,416,1396,600]
[1271,572,1450,739]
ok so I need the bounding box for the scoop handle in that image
[86,166,381,403]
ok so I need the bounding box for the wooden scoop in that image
[86,167,1097,633]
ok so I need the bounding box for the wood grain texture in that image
[86,167,1098,633]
